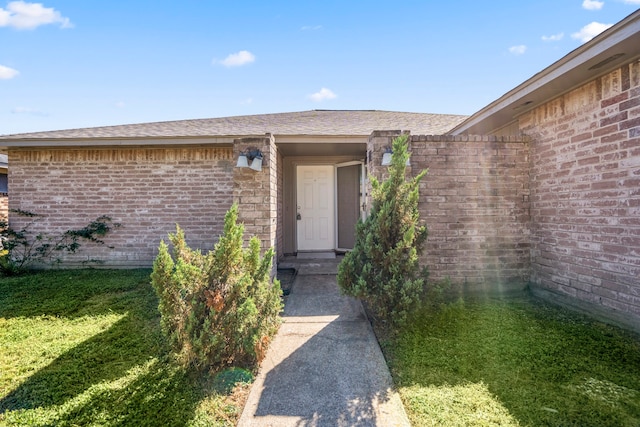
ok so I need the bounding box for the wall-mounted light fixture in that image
[236,148,263,172]
[381,146,410,166]
[381,146,393,166]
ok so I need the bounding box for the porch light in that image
[381,146,411,166]
[236,153,249,168]
[381,146,393,166]
[249,152,263,171]
[236,148,263,172]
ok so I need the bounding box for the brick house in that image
[0,154,7,221]
[450,10,640,331]
[0,10,638,331]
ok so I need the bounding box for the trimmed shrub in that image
[150,204,282,372]
[338,134,429,326]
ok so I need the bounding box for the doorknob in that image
[296,213,302,220]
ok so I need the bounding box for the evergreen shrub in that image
[338,134,429,326]
[150,204,282,372]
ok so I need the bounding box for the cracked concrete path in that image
[238,259,410,427]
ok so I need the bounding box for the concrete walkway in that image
[238,259,410,427]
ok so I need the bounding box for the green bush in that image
[150,204,282,373]
[338,134,429,327]
[0,209,119,275]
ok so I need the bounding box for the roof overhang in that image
[274,135,367,156]
[451,9,640,135]
[0,136,236,150]
[0,134,368,155]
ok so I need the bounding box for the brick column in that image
[0,193,7,222]
[233,134,278,260]
[366,130,411,214]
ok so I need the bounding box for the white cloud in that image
[240,98,253,105]
[217,50,255,67]
[571,21,613,43]
[0,64,19,79]
[12,106,46,115]
[582,0,604,10]
[622,0,640,3]
[542,32,564,42]
[0,1,72,30]
[115,101,125,108]
[508,45,527,55]
[301,25,322,31]
[309,88,337,102]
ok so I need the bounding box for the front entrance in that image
[295,163,364,252]
[296,165,335,251]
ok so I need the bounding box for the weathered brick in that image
[600,111,627,127]
[601,91,629,108]
[620,96,640,111]
[522,61,640,330]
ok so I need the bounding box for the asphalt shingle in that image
[0,110,467,140]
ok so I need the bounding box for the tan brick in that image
[522,61,640,327]
[8,146,234,267]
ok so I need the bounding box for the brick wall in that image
[233,135,279,256]
[368,131,531,291]
[520,59,640,328]
[8,146,233,267]
[0,192,7,221]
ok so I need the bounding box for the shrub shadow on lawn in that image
[0,269,210,425]
[0,312,161,412]
[50,359,201,427]
[2,353,203,426]
[0,269,154,320]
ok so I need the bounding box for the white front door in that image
[296,165,335,251]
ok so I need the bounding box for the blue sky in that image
[1,0,639,135]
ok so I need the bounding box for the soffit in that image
[451,9,640,135]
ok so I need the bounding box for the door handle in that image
[296,213,302,220]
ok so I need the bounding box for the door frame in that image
[335,161,366,252]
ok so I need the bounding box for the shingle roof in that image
[0,110,467,140]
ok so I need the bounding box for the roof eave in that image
[0,136,243,150]
[450,9,640,135]
[0,133,370,150]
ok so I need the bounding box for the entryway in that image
[295,162,364,254]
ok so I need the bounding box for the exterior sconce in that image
[381,146,410,166]
[249,152,263,171]
[236,148,263,172]
[236,153,249,168]
[381,147,393,166]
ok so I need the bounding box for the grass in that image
[0,269,251,427]
[379,296,640,427]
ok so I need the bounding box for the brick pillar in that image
[233,134,278,273]
[0,193,7,222]
[366,130,411,214]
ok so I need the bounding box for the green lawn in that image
[0,269,248,427]
[379,296,640,426]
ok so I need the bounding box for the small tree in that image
[150,204,282,372]
[338,134,428,326]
